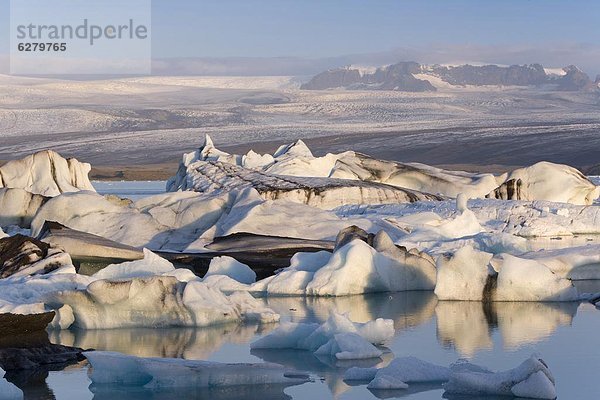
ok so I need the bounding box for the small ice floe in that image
[0,367,23,400]
[343,355,556,399]
[366,357,451,390]
[444,355,557,399]
[84,351,310,389]
[251,312,393,360]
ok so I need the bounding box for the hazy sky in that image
[1,0,600,75]
[150,0,599,58]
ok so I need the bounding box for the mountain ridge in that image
[301,61,598,92]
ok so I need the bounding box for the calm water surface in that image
[16,288,598,400]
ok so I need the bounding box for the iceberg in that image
[330,153,502,198]
[84,351,310,389]
[487,161,599,205]
[167,159,441,209]
[367,357,450,389]
[0,150,95,197]
[167,135,597,205]
[0,234,74,279]
[51,276,279,329]
[251,313,393,360]
[29,187,406,252]
[435,245,579,302]
[444,355,557,399]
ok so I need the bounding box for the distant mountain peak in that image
[301,61,596,92]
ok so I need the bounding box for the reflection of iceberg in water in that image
[368,383,443,399]
[265,291,437,329]
[48,293,439,398]
[89,382,298,400]
[251,348,391,397]
[435,301,578,357]
[255,292,437,396]
[495,302,578,350]
[436,302,494,357]
[50,323,277,360]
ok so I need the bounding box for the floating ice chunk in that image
[0,367,23,400]
[227,291,279,323]
[493,254,579,302]
[315,333,383,360]
[204,256,256,284]
[329,153,501,199]
[0,227,6,239]
[518,245,600,280]
[444,355,556,399]
[251,313,393,360]
[84,351,310,389]
[251,322,320,350]
[434,246,494,301]
[435,246,579,302]
[367,375,409,390]
[0,150,94,197]
[511,370,558,399]
[91,249,180,281]
[52,276,279,329]
[306,237,436,296]
[367,357,450,390]
[343,367,378,381]
[488,161,599,205]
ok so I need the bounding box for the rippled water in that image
[12,288,598,399]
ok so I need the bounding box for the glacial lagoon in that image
[17,289,600,399]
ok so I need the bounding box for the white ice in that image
[0,150,94,197]
[251,312,393,360]
[444,355,556,399]
[51,276,279,329]
[204,256,257,284]
[84,351,310,389]
[367,357,450,389]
